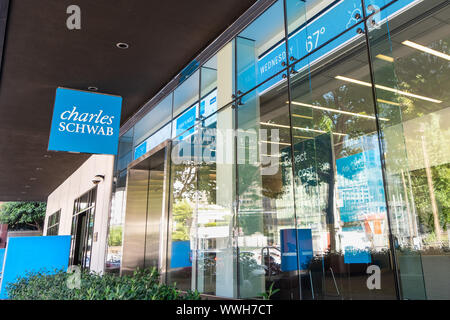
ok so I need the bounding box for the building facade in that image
[44,155,114,273]
[46,0,450,299]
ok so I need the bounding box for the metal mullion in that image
[143,169,151,269]
[282,0,302,301]
[194,64,202,292]
[233,37,241,299]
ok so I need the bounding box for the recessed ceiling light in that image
[21,191,27,194]
[36,167,43,171]
[29,177,37,181]
[116,42,129,49]
[43,154,52,158]
[88,86,98,91]
[24,185,31,188]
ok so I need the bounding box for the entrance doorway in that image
[121,141,171,279]
[70,187,97,269]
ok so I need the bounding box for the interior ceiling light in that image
[335,76,442,104]
[29,177,37,181]
[260,122,347,136]
[88,86,98,91]
[376,54,394,62]
[116,42,129,49]
[288,101,390,121]
[43,154,51,158]
[260,140,291,146]
[377,98,401,106]
[261,154,283,158]
[291,113,313,119]
[402,40,450,61]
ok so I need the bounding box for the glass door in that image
[367,0,450,300]
[235,0,299,300]
[70,187,97,269]
[286,0,397,300]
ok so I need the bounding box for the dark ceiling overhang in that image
[0,0,260,201]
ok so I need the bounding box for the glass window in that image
[196,105,237,297]
[173,70,200,118]
[47,210,60,236]
[288,20,397,299]
[70,187,97,270]
[105,170,127,274]
[133,93,172,147]
[134,122,171,160]
[368,0,450,300]
[167,132,198,291]
[168,104,237,297]
[286,0,364,66]
[199,40,236,120]
[200,55,218,120]
[172,103,198,140]
[236,0,286,97]
[236,49,296,298]
[117,128,134,172]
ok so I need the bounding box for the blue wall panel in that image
[0,236,71,299]
[170,240,192,269]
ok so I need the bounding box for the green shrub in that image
[6,268,201,300]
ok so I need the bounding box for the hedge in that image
[6,267,201,300]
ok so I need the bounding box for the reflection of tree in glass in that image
[395,39,450,121]
[172,200,193,241]
[171,157,196,242]
[108,225,122,246]
[411,163,450,240]
[312,84,376,158]
[291,82,378,252]
[197,163,216,204]
[387,38,450,246]
[171,162,197,200]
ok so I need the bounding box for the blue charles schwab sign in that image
[48,87,122,155]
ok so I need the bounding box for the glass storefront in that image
[106,0,450,299]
